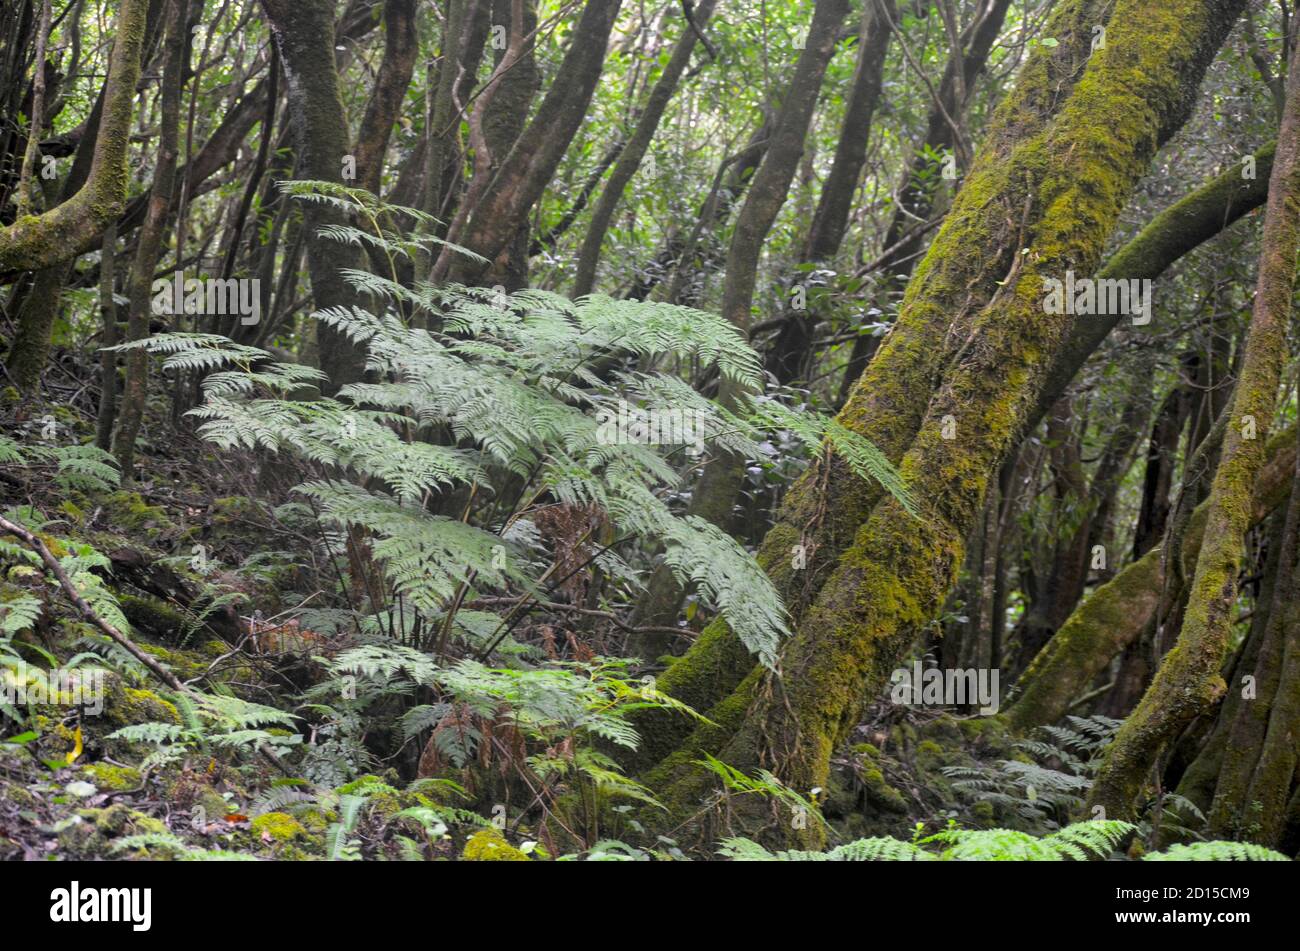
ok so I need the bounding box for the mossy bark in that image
[649,0,1249,848]
[0,0,148,273]
[112,0,188,477]
[625,0,1115,770]
[1008,426,1296,733]
[1244,599,1300,846]
[1206,454,1300,837]
[1086,24,1300,821]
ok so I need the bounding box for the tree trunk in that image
[0,0,148,274]
[261,0,370,389]
[645,0,1248,848]
[570,0,720,298]
[112,0,188,476]
[1087,18,1300,820]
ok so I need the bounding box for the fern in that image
[0,593,41,635]
[1144,841,1289,861]
[721,820,1136,861]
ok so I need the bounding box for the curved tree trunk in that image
[0,0,148,274]
[1087,20,1300,821]
[643,0,1249,848]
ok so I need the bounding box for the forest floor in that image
[0,364,1080,861]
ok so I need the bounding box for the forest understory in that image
[3,0,1300,869]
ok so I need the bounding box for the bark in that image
[1207,453,1300,837]
[1031,142,1275,430]
[14,0,51,220]
[649,0,1248,847]
[570,0,720,298]
[765,0,894,385]
[94,221,118,449]
[261,0,370,389]
[1246,593,1300,844]
[440,0,624,285]
[423,0,469,216]
[623,0,1134,776]
[1006,428,1298,734]
[1087,22,1300,821]
[0,0,149,272]
[112,0,188,476]
[835,0,1013,406]
[628,0,851,640]
[3,34,111,391]
[354,0,419,195]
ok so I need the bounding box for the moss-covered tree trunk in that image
[112,0,188,477]
[1006,425,1296,732]
[0,0,147,274]
[624,0,1169,777]
[353,0,418,196]
[642,0,1248,847]
[2,0,148,392]
[1086,20,1300,821]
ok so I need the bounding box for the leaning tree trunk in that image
[2,0,148,390]
[0,0,148,274]
[570,0,720,298]
[643,0,1249,849]
[1087,19,1300,821]
[764,0,894,386]
[1005,425,1296,733]
[623,0,1132,777]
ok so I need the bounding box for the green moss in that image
[461,827,530,861]
[102,490,173,536]
[83,763,142,791]
[855,745,908,815]
[104,679,181,730]
[120,594,190,642]
[58,804,168,856]
[250,811,306,842]
[298,806,334,834]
